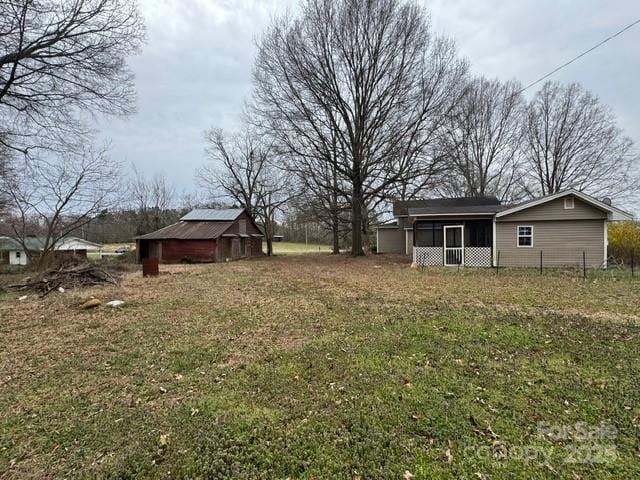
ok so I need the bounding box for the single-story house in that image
[376,189,633,268]
[0,236,103,266]
[136,208,264,263]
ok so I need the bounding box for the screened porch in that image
[412,219,493,267]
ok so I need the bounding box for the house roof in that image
[181,208,244,222]
[136,221,234,240]
[374,221,399,229]
[393,196,501,216]
[496,189,634,221]
[408,204,509,216]
[0,236,24,251]
[0,236,102,251]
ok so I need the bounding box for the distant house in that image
[376,189,633,268]
[0,236,103,266]
[136,208,264,263]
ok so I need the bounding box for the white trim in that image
[564,197,574,209]
[492,217,497,267]
[517,225,534,248]
[410,212,496,217]
[603,221,608,269]
[444,225,465,266]
[496,189,633,221]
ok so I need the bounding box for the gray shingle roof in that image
[181,208,244,222]
[408,204,509,216]
[394,196,501,216]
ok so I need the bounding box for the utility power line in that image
[520,18,640,93]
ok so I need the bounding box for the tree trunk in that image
[351,181,364,256]
[266,236,273,256]
[331,216,340,254]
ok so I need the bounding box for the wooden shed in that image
[136,208,264,264]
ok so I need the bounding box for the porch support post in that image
[492,217,497,267]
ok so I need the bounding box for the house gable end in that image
[496,195,607,222]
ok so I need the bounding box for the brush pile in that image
[8,264,119,296]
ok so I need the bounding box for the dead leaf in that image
[444,448,453,464]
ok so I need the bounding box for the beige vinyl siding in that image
[376,228,405,254]
[498,195,606,222]
[495,220,605,267]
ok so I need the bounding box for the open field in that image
[1,255,639,478]
[269,241,332,254]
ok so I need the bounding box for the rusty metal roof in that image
[136,221,233,240]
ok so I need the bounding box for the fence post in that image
[632,251,635,278]
[540,250,543,275]
[496,250,500,275]
[583,251,586,279]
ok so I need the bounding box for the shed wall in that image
[163,239,216,262]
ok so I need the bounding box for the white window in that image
[517,226,533,247]
[564,197,574,209]
[239,220,246,235]
[15,251,21,259]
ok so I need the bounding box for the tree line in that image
[201,0,638,255]
[1,0,638,266]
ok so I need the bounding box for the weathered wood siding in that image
[495,220,605,267]
[160,239,216,263]
[250,237,263,256]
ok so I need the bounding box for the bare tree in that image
[128,167,176,235]
[436,77,527,202]
[1,147,121,268]
[199,127,296,255]
[524,81,638,199]
[252,0,467,255]
[0,143,11,214]
[200,128,267,218]
[0,0,145,155]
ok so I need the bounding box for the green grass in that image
[0,255,639,478]
[268,241,333,255]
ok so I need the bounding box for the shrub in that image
[608,221,640,265]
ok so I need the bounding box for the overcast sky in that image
[99,0,640,199]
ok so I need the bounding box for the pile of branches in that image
[8,264,120,296]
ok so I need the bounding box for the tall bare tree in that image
[524,81,638,199]
[199,127,296,255]
[252,0,467,255]
[1,146,121,268]
[0,0,145,155]
[437,77,526,202]
[0,143,10,214]
[200,128,267,218]
[128,167,176,235]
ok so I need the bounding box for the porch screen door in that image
[444,225,464,266]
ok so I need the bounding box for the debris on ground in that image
[105,300,125,308]
[81,298,102,309]
[7,264,119,296]
[18,295,28,301]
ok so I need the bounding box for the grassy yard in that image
[268,241,332,255]
[1,255,639,478]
